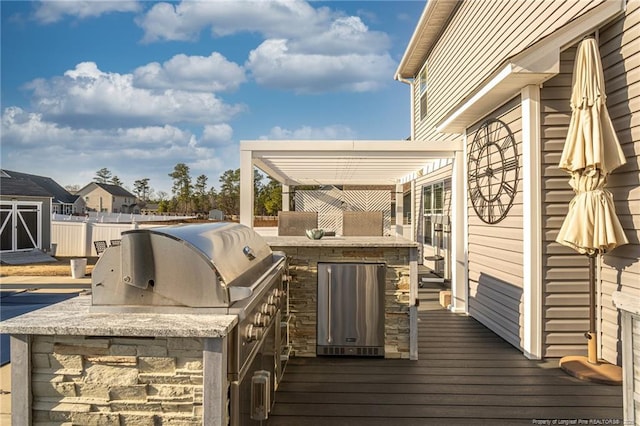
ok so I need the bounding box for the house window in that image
[419,67,428,120]
[423,182,444,246]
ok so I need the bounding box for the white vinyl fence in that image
[51,221,161,257]
[52,212,194,223]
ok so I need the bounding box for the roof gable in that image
[2,169,77,203]
[0,169,79,201]
[0,174,52,198]
[77,182,135,198]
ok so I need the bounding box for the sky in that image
[1,0,425,197]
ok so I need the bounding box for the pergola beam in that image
[240,139,463,227]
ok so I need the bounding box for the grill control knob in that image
[267,295,280,307]
[260,303,276,316]
[254,313,271,327]
[244,324,263,342]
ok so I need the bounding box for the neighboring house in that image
[77,182,138,214]
[0,169,84,215]
[396,0,638,365]
[140,203,160,214]
[0,170,53,253]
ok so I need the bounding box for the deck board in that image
[266,283,623,425]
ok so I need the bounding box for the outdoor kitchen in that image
[0,223,291,425]
[0,220,419,425]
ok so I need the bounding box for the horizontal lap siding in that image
[598,1,640,365]
[541,1,640,362]
[467,98,524,351]
[418,0,603,141]
[413,81,459,143]
[540,47,591,359]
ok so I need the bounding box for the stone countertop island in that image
[265,235,419,360]
[0,295,236,425]
[0,295,238,337]
[263,235,419,248]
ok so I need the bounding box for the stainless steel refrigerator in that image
[317,263,385,356]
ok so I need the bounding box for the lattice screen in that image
[295,189,391,235]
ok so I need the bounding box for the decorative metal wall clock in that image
[468,118,519,224]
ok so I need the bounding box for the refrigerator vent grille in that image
[318,346,383,357]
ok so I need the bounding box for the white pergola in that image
[239,139,467,313]
[239,139,463,225]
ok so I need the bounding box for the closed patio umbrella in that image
[556,37,627,384]
[558,37,626,175]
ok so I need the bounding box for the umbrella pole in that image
[559,251,621,385]
[586,252,597,364]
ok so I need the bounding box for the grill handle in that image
[243,245,256,260]
[228,255,285,303]
[250,370,270,421]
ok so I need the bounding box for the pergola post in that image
[282,184,290,212]
[240,148,254,227]
[395,183,404,237]
[410,180,416,242]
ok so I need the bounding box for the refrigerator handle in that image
[327,266,332,344]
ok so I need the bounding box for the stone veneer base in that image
[266,236,418,360]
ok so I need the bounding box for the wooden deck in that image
[267,283,623,425]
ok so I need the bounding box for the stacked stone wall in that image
[30,335,209,425]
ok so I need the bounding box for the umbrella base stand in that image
[559,355,622,385]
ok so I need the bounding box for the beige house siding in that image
[413,0,604,140]
[598,1,640,365]
[405,0,638,361]
[540,46,592,359]
[413,80,459,142]
[83,186,112,213]
[467,97,524,350]
[520,2,638,361]
[82,186,135,214]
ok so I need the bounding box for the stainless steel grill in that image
[91,222,289,425]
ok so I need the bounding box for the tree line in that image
[88,165,283,216]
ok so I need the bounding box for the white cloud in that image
[261,124,357,140]
[246,39,395,93]
[1,107,234,193]
[26,62,245,129]
[133,52,246,92]
[137,0,329,43]
[289,16,390,55]
[33,1,141,24]
[137,1,394,93]
[202,124,234,146]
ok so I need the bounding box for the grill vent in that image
[318,346,383,357]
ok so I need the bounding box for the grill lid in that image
[123,222,273,287]
[92,222,277,309]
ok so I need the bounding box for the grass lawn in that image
[0,257,99,277]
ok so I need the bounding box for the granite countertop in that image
[0,295,238,338]
[264,235,418,248]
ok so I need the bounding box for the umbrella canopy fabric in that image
[556,169,628,255]
[558,38,626,175]
[556,37,628,255]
